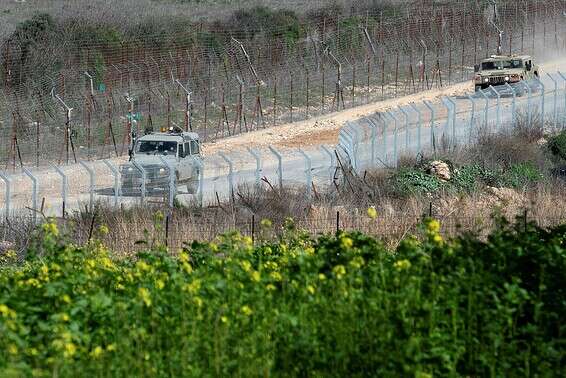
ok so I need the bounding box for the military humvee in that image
[474,55,539,92]
[120,128,202,195]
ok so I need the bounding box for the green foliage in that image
[547,130,566,161]
[226,6,303,44]
[1,219,565,376]
[391,168,442,195]
[503,162,543,188]
[13,13,54,45]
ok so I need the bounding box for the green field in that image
[1,216,565,376]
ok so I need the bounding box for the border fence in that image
[1,0,566,168]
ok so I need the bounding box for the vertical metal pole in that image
[52,165,68,217]
[22,168,38,223]
[219,152,234,200]
[366,117,378,166]
[298,149,312,197]
[477,89,490,128]
[466,95,476,143]
[441,98,451,143]
[0,172,11,219]
[79,161,95,212]
[423,100,436,152]
[521,80,533,126]
[342,128,356,171]
[247,147,262,189]
[535,76,545,126]
[398,106,410,153]
[488,86,501,131]
[557,71,566,129]
[409,103,422,155]
[159,156,176,208]
[445,96,457,145]
[103,160,120,207]
[320,145,335,184]
[546,73,558,131]
[268,146,283,190]
[504,83,517,129]
[195,159,204,206]
[385,111,399,167]
[131,161,146,204]
[379,115,388,166]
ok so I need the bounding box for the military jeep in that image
[120,128,202,195]
[474,55,539,92]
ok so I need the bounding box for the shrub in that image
[391,167,442,195]
[0,219,565,376]
[547,130,566,161]
[503,161,544,188]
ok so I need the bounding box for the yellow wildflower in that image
[99,225,109,235]
[193,297,203,307]
[266,284,276,291]
[270,272,283,282]
[27,348,39,356]
[426,219,441,234]
[42,221,59,237]
[251,270,261,282]
[178,252,189,263]
[136,261,151,272]
[241,305,253,316]
[60,313,70,322]
[63,343,77,358]
[394,259,412,271]
[367,206,378,219]
[138,287,152,307]
[260,219,272,228]
[318,273,326,281]
[106,344,116,352]
[182,262,193,274]
[305,247,315,256]
[306,285,315,295]
[183,280,201,294]
[333,265,346,279]
[0,304,16,319]
[349,256,365,269]
[243,236,253,246]
[340,237,353,249]
[221,316,229,324]
[8,344,18,355]
[90,346,103,358]
[155,279,165,290]
[433,234,444,244]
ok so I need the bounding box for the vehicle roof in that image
[481,54,532,62]
[138,131,199,142]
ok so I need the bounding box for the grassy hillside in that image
[1,217,565,376]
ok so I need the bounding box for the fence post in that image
[298,149,312,197]
[0,172,11,219]
[159,156,176,208]
[477,89,490,129]
[195,158,204,206]
[423,100,436,153]
[268,146,283,190]
[131,161,146,204]
[546,73,558,131]
[366,117,378,166]
[246,147,262,189]
[52,165,68,217]
[520,80,533,126]
[103,160,121,207]
[379,115,388,166]
[445,96,457,145]
[398,106,410,153]
[466,95,476,143]
[409,103,422,155]
[557,71,566,129]
[534,76,545,126]
[79,161,95,212]
[218,152,234,200]
[22,168,38,223]
[488,86,501,131]
[320,145,335,184]
[504,83,517,128]
[345,122,360,170]
[342,128,357,171]
[385,111,400,167]
[441,97,452,143]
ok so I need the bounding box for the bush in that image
[0,219,565,376]
[547,130,566,161]
[391,167,442,196]
[503,161,543,188]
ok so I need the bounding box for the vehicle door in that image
[176,142,191,181]
[188,139,202,179]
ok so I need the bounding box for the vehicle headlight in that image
[159,168,166,174]
[484,78,489,82]
[505,76,510,81]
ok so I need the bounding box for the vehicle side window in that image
[190,140,200,155]
[526,60,532,71]
[184,142,191,157]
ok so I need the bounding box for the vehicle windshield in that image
[481,59,523,70]
[135,140,177,156]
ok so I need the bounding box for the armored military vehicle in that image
[474,55,539,92]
